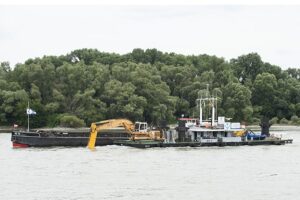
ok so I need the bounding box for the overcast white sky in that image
[1,5,300,69]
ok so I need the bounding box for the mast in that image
[197,85,217,127]
[212,97,215,127]
[199,99,203,126]
[27,101,29,132]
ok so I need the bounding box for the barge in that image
[11,128,130,147]
[113,138,293,148]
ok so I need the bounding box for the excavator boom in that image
[87,119,134,149]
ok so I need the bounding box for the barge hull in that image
[11,131,130,147]
[11,135,129,147]
[113,139,293,148]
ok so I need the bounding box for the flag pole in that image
[27,101,29,132]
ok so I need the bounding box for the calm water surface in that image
[1,129,300,200]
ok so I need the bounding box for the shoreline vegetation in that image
[1,49,300,128]
[1,124,300,133]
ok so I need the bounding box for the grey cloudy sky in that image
[0,5,300,68]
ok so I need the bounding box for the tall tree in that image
[252,73,278,118]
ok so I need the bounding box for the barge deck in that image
[113,139,293,148]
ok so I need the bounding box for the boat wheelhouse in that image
[175,92,246,143]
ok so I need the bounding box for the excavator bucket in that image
[87,123,98,149]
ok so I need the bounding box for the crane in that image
[87,119,163,149]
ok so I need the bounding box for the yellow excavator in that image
[87,119,163,149]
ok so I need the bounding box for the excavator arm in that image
[87,119,134,149]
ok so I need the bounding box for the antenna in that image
[196,84,218,127]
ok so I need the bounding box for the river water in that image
[1,129,300,200]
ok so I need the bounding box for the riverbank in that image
[247,124,300,131]
[0,127,13,133]
[0,126,90,133]
[1,124,300,133]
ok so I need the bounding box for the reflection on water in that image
[0,130,299,200]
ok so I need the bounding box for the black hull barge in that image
[11,129,130,147]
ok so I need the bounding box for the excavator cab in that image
[134,122,148,132]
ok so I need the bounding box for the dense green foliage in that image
[59,114,86,128]
[1,49,300,127]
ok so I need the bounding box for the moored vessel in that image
[11,128,130,147]
[113,94,293,148]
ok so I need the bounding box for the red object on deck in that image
[12,142,29,148]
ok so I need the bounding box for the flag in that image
[26,108,37,115]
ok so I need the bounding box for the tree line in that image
[1,48,300,127]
